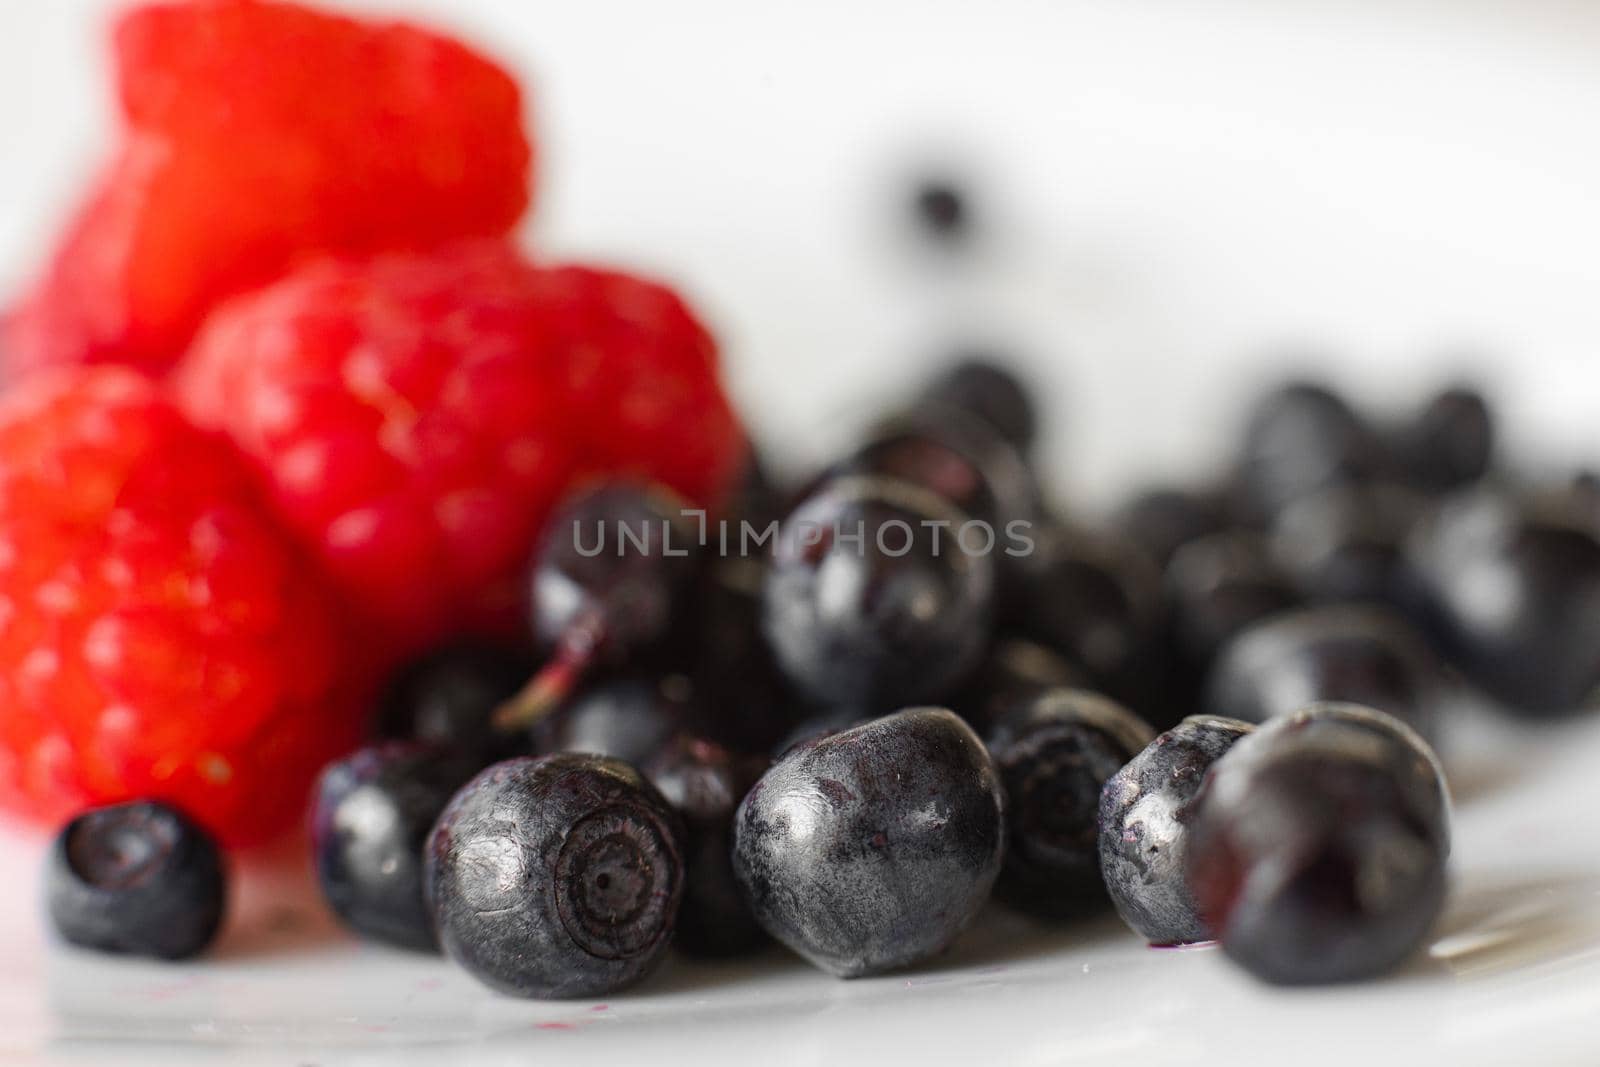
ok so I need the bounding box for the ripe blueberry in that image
[1188,702,1450,985]
[46,800,225,960]
[311,742,477,951]
[732,708,1004,977]
[643,735,769,957]
[425,754,685,999]
[1098,715,1253,945]
[984,688,1154,917]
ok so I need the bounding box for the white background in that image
[2,2,1600,1064]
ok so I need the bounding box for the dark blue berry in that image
[1410,487,1600,716]
[1206,605,1447,745]
[643,735,769,957]
[732,708,1004,977]
[425,754,685,999]
[497,483,705,731]
[916,355,1038,455]
[377,641,534,766]
[1392,385,1494,493]
[1006,522,1164,708]
[534,675,689,767]
[984,688,1154,917]
[770,705,873,759]
[1236,380,1386,520]
[763,476,995,710]
[1188,703,1450,985]
[46,800,225,960]
[1270,482,1429,614]
[1098,715,1253,945]
[311,742,477,952]
[912,178,969,242]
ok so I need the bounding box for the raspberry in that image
[176,242,744,656]
[3,0,531,376]
[0,368,364,845]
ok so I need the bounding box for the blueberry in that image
[732,708,1004,977]
[1007,522,1164,708]
[912,177,969,242]
[1097,715,1253,945]
[1391,385,1494,493]
[643,736,769,957]
[425,754,685,999]
[839,406,1035,530]
[1112,486,1235,569]
[1236,380,1386,520]
[376,641,534,766]
[916,355,1037,455]
[1269,482,1429,614]
[1188,703,1450,985]
[984,688,1154,917]
[498,482,705,730]
[311,742,477,951]
[1206,605,1447,745]
[534,675,689,767]
[1165,530,1301,673]
[1409,486,1600,716]
[950,638,1088,733]
[763,476,994,709]
[46,801,225,960]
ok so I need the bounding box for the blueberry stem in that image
[492,611,605,732]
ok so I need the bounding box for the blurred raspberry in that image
[3,0,531,376]
[176,242,744,655]
[0,368,365,845]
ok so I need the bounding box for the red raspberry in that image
[3,0,531,376]
[176,242,745,656]
[0,368,365,845]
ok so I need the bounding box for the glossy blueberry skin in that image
[732,708,1005,978]
[529,483,704,668]
[1188,703,1450,985]
[377,642,534,766]
[534,675,689,767]
[311,742,478,951]
[950,638,1088,733]
[1113,487,1235,570]
[1410,487,1600,716]
[1098,716,1253,945]
[425,754,685,999]
[763,476,995,710]
[1236,380,1387,521]
[1270,483,1430,615]
[46,801,225,960]
[984,689,1154,917]
[1006,523,1165,709]
[643,736,769,957]
[1206,605,1447,746]
[916,355,1037,455]
[1391,385,1494,493]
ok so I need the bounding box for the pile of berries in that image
[0,0,743,847]
[12,0,1600,1007]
